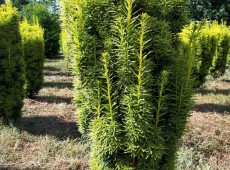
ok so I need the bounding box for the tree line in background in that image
[189,0,230,25]
[0,0,229,59]
[0,0,60,58]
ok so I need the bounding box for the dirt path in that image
[0,59,89,169]
[20,59,80,140]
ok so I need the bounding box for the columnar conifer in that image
[61,0,198,169]
[0,1,25,122]
[20,17,45,97]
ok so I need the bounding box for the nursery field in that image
[0,58,229,170]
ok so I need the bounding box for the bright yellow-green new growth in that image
[20,17,45,97]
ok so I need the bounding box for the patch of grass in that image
[44,58,71,76]
[0,124,89,169]
[177,145,212,170]
[195,75,230,107]
[180,112,230,169]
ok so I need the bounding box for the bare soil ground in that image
[0,59,229,169]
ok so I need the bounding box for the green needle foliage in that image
[20,17,45,98]
[60,0,83,70]
[61,0,198,169]
[21,2,60,58]
[211,22,230,77]
[0,1,25,123]
[180,21,230,86]
[61,30,70,69]
[60,2,71,70]
[162,23,201,169]
[214,35,230,76]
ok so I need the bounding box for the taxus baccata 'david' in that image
[61,0,199,169]
[0,1,25,123]
[20,17,45,98]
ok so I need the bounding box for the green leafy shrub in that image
[0,1,25,122]
[20,17,45,98]
[61,0,198,169]
[180,21,230,86]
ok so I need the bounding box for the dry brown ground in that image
[178,73,230,169]
[0,59,89,169]
[0,59,229,169]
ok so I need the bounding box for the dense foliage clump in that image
[20,18,45,98]
[60,0,79,70]
[61,0,199,169]
[61,30,71,69]
[180,21,230,86]
[0,0,29,11]
[22,2,60,58]
[0,1,25,122]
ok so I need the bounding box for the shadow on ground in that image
[14,116,81,140]
[198,89,230,95]
[223,79,230,83]
[0,165,41,170]
[43,71,72,77]
[194,103,230,114]
[42,82,73,89]
[44,66,61,72]
[34,96,72,104]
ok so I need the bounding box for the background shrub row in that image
[20,17,45,98]
[21,2,60,58]
[180,21,230,86]
[0,2,45,122]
